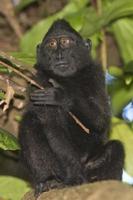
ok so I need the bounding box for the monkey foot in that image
[34,180,64,198]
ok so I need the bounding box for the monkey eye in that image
[60,37,74,48]
[46,39,57,49]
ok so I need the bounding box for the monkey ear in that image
[36,44,41,68]
[36,44,41,61]
[37,44,41,54]
[84,39,92,50]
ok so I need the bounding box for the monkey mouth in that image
[55,62,68,69]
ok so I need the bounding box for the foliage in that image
[108,63,133,115]
[110,118,133,176]
[20,0,133,56]
[112,18,133,64]
[0,176,31,200]
[20,0,89,54]
[0,128,20,150]
[81,0,133,37]
[0,0,133,198]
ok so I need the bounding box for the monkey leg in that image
[19,111,64,195]
[84,140,124,182]
[43,107,86,186]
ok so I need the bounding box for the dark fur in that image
[19,19,124,195]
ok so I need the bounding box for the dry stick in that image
[97,0,107,71]
[0,0,23,39]
[69,111,90,134]
[0,51,31,69]
[0,74,26,94]
[0,61,43,89]
[0,60,90,134]
[101,30,107,71]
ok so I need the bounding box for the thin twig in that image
[96,0,107,71]
[69,112,90,134]
[0,61,43,89]
[100,30,107,71]
[0,74,26,93]
[0,0,23,39]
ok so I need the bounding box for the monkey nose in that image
[56,53,63,60]
[56,48,65,60]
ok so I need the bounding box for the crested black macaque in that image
[19,19,124,196]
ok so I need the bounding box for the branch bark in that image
[22,181,133,200]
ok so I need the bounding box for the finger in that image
[30,95,54,101]
[33,101,45,105]
[33,100,60,106]
[30,93,46,97]
[33,89,46,93]
[31,90,54,97]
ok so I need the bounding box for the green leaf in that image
[0,91,5,100]
[69,0,89,9]
[124,75,133,85]
[20,0,88,54]
[112,18,133,64]
[0,128,20,150]
[11,52,35,66]
[108,66,123,78]
[123,61,133,74]
[14,115,22,122]
[0,65,10,74]
[0,51,33,71]
[90,32,101,58]
[0,176,31,200]
[108,79,133,115]
[110,117,133,176]
[81,0,133,37]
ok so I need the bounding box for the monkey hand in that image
[30,87,67,107]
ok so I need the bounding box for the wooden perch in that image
[22,181,133,200]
